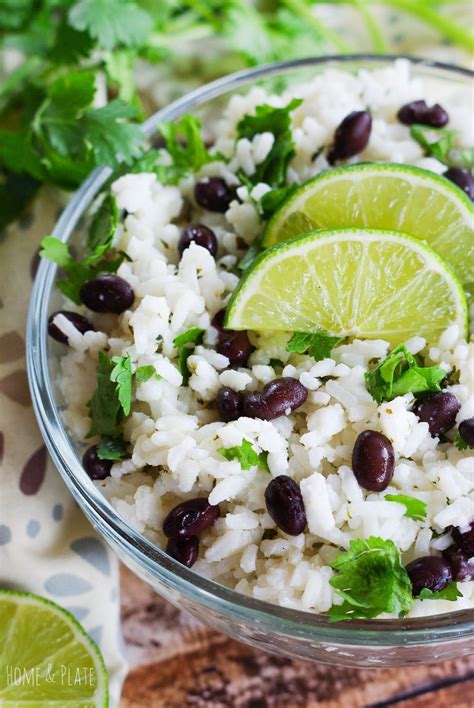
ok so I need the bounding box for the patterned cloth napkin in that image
[0,192,128,706]
[0,4,471,707]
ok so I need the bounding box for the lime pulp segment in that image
[262,163,474,290]
[0,590,108,706]
[226,228,468,345]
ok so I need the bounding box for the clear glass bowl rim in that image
[27,54,474,648]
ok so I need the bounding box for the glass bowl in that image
[27,55,474,667]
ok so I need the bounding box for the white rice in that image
[59,60,474,617]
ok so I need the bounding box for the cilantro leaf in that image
[155,115,213,185]
[83,100,144,168]
[173,327,205,385]
[328,537,413,621]
[385,494,427,522]
[417,581,462,601]
[110,354,132,416]
[365,345,446,404]
[455,431,469,451]
[68,0,152,50]
[86,193,119,264]
[87,352,123,438]
[135,365,163,383]
[259,183,298,219]
[236,99,302,189]
[97,435,128,460]
[40,235,123,304]
[410,124,457,165]
[286,331,344,361]
[218,439,269,472]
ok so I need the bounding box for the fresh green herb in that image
[365,345,446,404]
[385,494,427,521]
[455,431,469,451]
[286,331,344,361]
[87,352,123,438]
[410,124,457,165]
[328,537,413,621]
[173,327,205,385]
[155,115,213,184]
[110,354,132,416]
[40,235,123,304]
[259,183,298,219]
[68,0,151,50]
[237,99,302,189]
[238,242,261,272]
[86,193,119,263]
[417,581,462,601]
[135,365,163,383]
[218,438,269,472]
[96,435,128,460]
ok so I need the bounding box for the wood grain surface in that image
[119,566,474,707]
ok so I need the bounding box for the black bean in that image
[458,418,474,448]
[451,521,474,556]
[195,177,233,212]
[406,555,453,596]
[211,309,254,367]
[243,377,308,421]
[442,545,474,582]
[79,274,135,314]
[82,445,112,481]
[443,168,474,201]
[351,430,394,492]
[216,387,243,422]
[166,535,199,567]
[397,100,449,127]
[178,224,218,258]
[265,475,307,536]
[412,391,460,436]
[327,110,372,164]
[217,330,254,367]
[211,308,227,334]
[163,497,220,539]
[48,310,95,345]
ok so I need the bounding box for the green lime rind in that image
[225,227,468,346]
[0,589,108,706]
[262,163,474,290]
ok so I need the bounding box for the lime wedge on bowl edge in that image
[226,228,467,345]
[0,589,108,706]
[262,163,474,291]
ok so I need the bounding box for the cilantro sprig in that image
[365,345,446,404]
[236,99,302,215]
[417,582,462,602]
[328,537,413,621]
[218,439,269,472]
[385,494,427,522]
[173,327,205,385]
[286,331,344,361]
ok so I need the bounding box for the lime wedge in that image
[225,228,467,344]
[262,164,474,290]
[0,590,108,706]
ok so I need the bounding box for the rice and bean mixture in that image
[49,60,474,619]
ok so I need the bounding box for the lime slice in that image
[226,228,467,344]
[262,164,474,290]
[0,590,108,706]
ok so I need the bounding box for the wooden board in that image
[120,565,474,707]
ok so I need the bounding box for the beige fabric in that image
[0,191,128,707]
